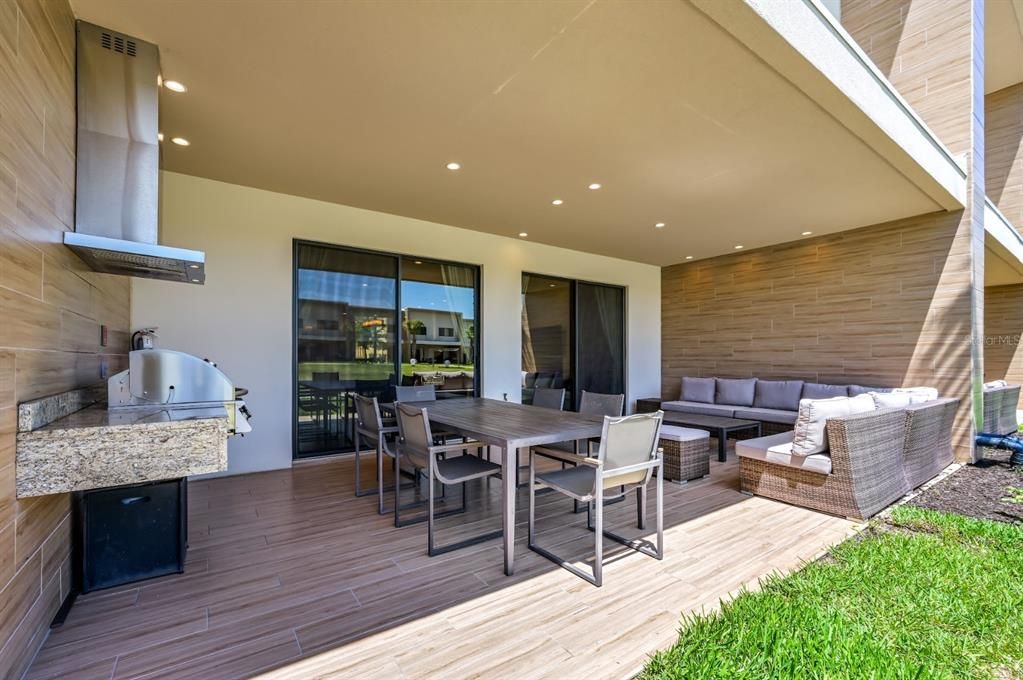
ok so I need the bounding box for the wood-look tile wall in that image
[841,0,974,158]
[984,284,1023,403]
[986,83,1023,229]
[0,0,130,675]
[661,211,976,452]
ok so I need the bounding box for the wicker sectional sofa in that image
[738,398,959,520]
[663,377,893,435]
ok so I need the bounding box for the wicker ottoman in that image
[659,425,711,482]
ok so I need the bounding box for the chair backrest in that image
[579,390,625,417]
[395,384,437,403]
[312,371,340,382]
[597,412,663,487]
[353,393,383,438]
[532,387,566,410]
[395,402,434,455]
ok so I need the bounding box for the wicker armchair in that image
[982,384,1020,436]
[740,408,910,521]
[902,398,958,490]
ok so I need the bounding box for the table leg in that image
[503,444,516,576]
[717,428,727,462]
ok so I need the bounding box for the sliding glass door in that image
[294,241,480,459]
[521,274,625,409]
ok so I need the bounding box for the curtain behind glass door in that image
[295,243,398,457]
[575,282,625,401]
[521,274,573,407]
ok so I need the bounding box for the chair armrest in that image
[531,446,585,465]
[427,440,485,454]
[602,459,660,477]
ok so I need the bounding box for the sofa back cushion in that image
[848,384,890,397]
[681,377,715,404]
[715,378,757,407]
[984,380,1008,390]
[754,380,804,411]
[791,394,875,456]
[869,391,913,409]
[802,383,849,400]
[893,386,938,404]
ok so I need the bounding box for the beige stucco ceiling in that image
[72,0,945,266]
[986,0,1023,94]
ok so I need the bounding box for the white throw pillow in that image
[893,386,938,404]
[847,393,877,414]
[869,391,912,409]
[793,397,852,456]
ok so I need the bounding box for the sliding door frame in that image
[292,239,482,460]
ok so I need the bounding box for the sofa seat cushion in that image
[753,380,804,410]
[661,400,737,418]
[659,425,710,442]
[802,383,850,399]
[715,378,757,407]
[737,431,832,475]
[733,407,798,425]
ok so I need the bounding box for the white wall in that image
[133,172,661,475]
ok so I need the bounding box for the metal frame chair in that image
[394,403,503,554]
[354,393,414,514]
[528,411,664,587]
[531,387,566,410]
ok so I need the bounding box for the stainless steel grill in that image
[108,349,251,434]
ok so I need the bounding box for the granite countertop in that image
[33,403,229,434]
[16,390,232,498]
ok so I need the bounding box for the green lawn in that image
[298,361,474,381]
[642,506,1023,679]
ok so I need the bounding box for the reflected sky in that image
[299,270,475,318]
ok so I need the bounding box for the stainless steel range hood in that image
[64,21,205,285]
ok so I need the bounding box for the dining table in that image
[391,397,606,576]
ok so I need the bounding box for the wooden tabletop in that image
[395,397,605,449]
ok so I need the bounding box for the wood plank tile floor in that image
[26,450,858,679]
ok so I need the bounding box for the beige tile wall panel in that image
[662,210,977,457]
[984,283,1023,408]
[0,0,131,675]
[986,83,1023,230]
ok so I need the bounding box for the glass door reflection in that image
[295,243,398,457]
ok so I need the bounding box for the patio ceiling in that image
[73,0,956,266]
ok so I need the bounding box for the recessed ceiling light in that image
[549,283,556,288]
[446,162,461,171]
[518,232,528,238]
[414,260,423,264]
[655,222,665,228]
[551,199,563,206]
[163,80,187,93]
[361,283,368,287]
[171,137,190,146]
[157,132,164,141]
[685,256,693,260]
[734,245,744,250]
[191,278,200,283]
[588,183,601,190]
[188,264,200,269]
[802,231,813,236]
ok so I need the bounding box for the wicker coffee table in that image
[661,412,761,462]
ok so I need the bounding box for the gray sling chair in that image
[394,403,503,554]
[528,411,665,587]
[353,394,419,514]
[530,390,625,507]
[531,387,566,410]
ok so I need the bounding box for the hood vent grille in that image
[100,31,137,56]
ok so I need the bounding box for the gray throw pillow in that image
[754,380,804,411]
[681,377,715,404]
[715,378,757,407]
[802,382,849,400]
[848,384,890,397]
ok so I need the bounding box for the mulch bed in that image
[908,448,1023,524]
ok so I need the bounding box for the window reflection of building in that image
[401,307,474,364]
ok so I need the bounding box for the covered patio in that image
[27,455,855,679]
